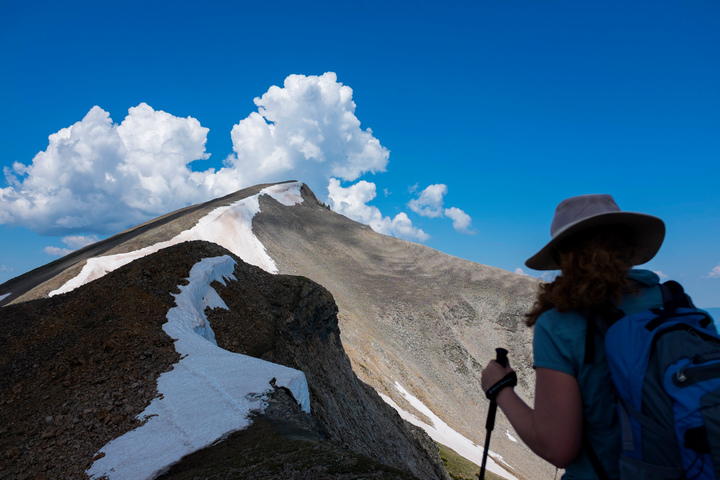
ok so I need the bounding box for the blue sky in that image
[1,0,718,308]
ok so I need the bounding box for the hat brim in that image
[525,211,666,271]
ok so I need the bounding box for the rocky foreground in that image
[0,241,448,480]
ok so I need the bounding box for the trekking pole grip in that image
[496,348,509,368]
[480,348,511,480]
[486,349,516,402]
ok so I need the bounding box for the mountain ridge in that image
[0,182,278,307]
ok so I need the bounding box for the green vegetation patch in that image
[437,442,505,480]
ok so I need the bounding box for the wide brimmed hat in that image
[525,194,666,271]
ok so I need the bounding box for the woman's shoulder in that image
[536,308,588,337]
[533,308,589,373]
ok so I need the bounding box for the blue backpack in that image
[587,281,719,480]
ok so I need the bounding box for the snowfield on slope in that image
[381,382,518,480]
[51,182,304,296]
[87,255,310,480]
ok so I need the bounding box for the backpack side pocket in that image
[618,454,685,480]
[700,390,720,479]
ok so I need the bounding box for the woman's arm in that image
[481,362,583,467]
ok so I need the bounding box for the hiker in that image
[481,194,673,479]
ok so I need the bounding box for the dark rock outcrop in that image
[206,244,448,480]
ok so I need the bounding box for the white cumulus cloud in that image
[654,271,669,280]
[1,73,393,237]
[408,184,447,218]
[707,264,720,279]
[44,235,100,257]
[224,72,389,196]
[327,178,429,242]
[44,246,73,257]
[408,184,475,234]
[445,207,474,234]
[1,103,212,235]
[1,73,471,246]
[61,234,99,249]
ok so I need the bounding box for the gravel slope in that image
[253,185,554,480]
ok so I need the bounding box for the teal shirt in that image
[533,269,663,480]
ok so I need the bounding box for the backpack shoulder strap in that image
[583,433,614,480]
[584,310,597,365]
[587,280,693,362]
[584,308,624,365]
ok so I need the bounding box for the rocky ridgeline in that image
[0,241,448,480]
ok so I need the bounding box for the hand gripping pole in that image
[479,348,516,480]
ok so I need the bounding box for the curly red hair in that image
[526,227,638,326]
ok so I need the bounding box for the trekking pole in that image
[479,348,515,480]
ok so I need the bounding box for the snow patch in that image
[506,429,518,442]
[50,182,304,296]
[87,255,310,480]
[380,382,518,480]
[0,293,9,302]
[490,451,513,468]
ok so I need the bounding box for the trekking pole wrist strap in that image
[486,372,517,401]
